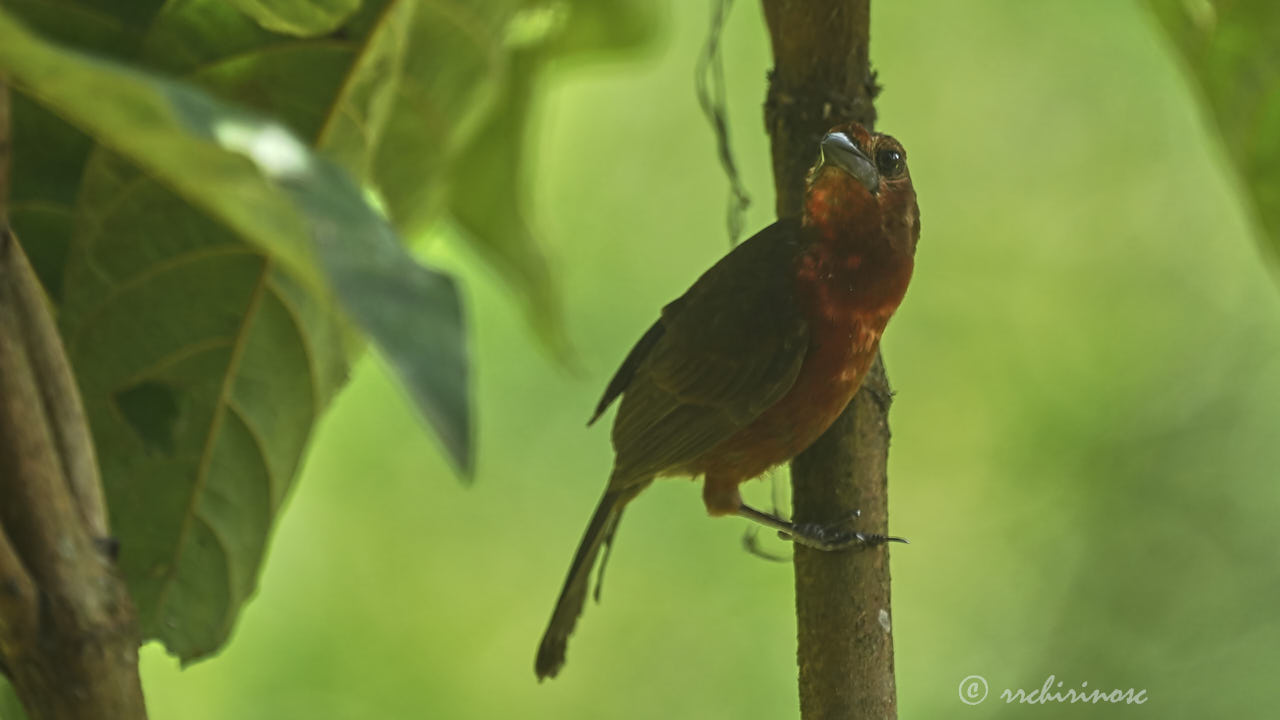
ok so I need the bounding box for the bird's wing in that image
[607,219,811,483]
[589,316,667,426]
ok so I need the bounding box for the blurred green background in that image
[81,0,1280,717]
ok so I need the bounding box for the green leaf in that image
[446,0,659,358]
[133,0,509,235]
[8,97,86,300]
[0,9,470,459]
[59,166,352,658]
[537,0,662,57]
[139,0,658,358]
[1,8,471,659]
[1146,0,1280,262]
[2,0,159,301]
[446,49,571,359]
[326,0,515,240]
[227,0,361,37]
[132,0,552,349]
[0,0,657,664]
[9,0,661,342]
[0,12,320,290]
[1,0,163,54]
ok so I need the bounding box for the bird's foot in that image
[736,503,906,552]
[784,521,907,551]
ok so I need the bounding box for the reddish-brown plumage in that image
[536,122,919,680]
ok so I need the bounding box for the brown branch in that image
[5,212,109,541]
[760,2,898,719]
[0,78,148,720]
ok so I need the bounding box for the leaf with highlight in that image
[1,7,470,659]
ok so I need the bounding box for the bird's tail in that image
[535,487,635,680]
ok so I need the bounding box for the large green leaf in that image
[139,0,657,356]
[140,0,516,292]
[3,0,163,299]
[1,8,472,457]
[131,0,508,263]
[0,0,656,663]
[446,0,659,358]
[0,11,319,290]
[446,48,566,357]
[8,96,90,299]
[2,0,163,54]
[1146,0,1280,263]
[0,8,469,659]
[10,0,660,348]
[59,164,351,658]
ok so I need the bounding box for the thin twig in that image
[696,0,751,246]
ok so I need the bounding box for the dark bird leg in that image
[736,503,907,551]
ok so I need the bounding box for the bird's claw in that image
[780,517,908,551]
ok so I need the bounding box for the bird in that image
[535,121,920,680]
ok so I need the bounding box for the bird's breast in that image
[682,311,884,482]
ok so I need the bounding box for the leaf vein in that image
[151,255,272,626]
[225,397,279,513]
[192,512,240,652]
[113,336,236,391]
[67,245,259,354]
[265,275,321,424]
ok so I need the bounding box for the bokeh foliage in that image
[119,1,1280,719]
[1147,0,1280,266]
[3,0,1280,719]
[0,0,656,669]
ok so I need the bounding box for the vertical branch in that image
[0,77,148,720]
[759,2,898,719]
[762,0,877,215]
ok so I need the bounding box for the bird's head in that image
[803,122,919,259]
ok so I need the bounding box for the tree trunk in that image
[759,2,899,718]
[0,77,149,720]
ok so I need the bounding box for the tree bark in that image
[0,78,149,720]
[759,2,898,719]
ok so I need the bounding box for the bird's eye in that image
[875,148,905,178]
